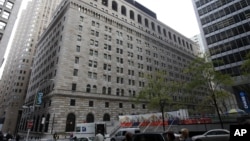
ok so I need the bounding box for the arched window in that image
[130,10,134,20]
[103,113,110,121]
[86,113,95,123]
[108,87,111,95]
[157,25,161,34]
[151,22,155,31]
[65,113,76,132]
[163,29,167,37]
[121,6,126,16]
[102,0,108,6]
[102,87,106,94]
[137,14,142,24]
[116,88,120,96]
[92,85,97,93]
[112,1,117,11]
[44,114,50,132]
[145,18,148,27]
[39,115,45,132]
[35,116,40,132]
[121,89,124,96]
[86,84,91,93]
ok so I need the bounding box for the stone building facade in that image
[18,0,201,137]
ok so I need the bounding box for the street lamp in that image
[159,99,166,132]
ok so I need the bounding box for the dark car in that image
[132,132,167,141]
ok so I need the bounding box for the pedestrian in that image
[53,132,59,141]
[123,132,133,141]
[16,133,20,141]
[94,130,104,141]
[166,131,176,141]
[0,131,3,141]
[70,132,74,141]
[178,128,192,141]
[6,132,13,141]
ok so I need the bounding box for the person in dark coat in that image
[6,132,13,141]
[16,134,20,141]
[166,131,176,141]
[0,131,3,141]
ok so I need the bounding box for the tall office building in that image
[0,0,22,67]
[15,0,204,138]
[192,0,250,112]
[0,0,62,134]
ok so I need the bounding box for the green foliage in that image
[184,54,233,91]
[183,54,233,112]
[241,51,250,76]
[135,71,180,110]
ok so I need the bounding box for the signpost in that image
[26,120,33,141]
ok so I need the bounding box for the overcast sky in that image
[135,0,200,38]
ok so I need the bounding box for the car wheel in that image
[111,138,115,141]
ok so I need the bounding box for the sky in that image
[135,0,200,38]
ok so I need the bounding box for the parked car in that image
[111,128,140,141]
[191,129,230,141]
[76,136,95,141]
[132,132,167,141]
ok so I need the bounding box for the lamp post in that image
[159,99,166,132]
[23,79,54,141]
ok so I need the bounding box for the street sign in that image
[35,92,43,105]
[27,120,33,129]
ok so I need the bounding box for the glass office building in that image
[192,0,250,112]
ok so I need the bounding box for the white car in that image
[76,136,95,141]
[192,129,230,141]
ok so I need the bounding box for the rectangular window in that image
[80,16,84,21]
[75,57,79,64]
[105,102,109,108]
[119,103,123,108]
[77,35,82,41]
[89,101,94,107]
[0,21,7,30]
[70,99,76,106]
[72,83,77,91]
[6,2,13,9]
[76,45,80,52]
[79,25,83,31]
[73,69,78,76]
[0,0,4,5]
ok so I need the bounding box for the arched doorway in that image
[86,113,94,123]
[65,113,76,132]
[103,113,110,121]
[44,114,50,132]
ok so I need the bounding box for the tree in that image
[241,51,250,75]
[183,55,233,129]
[135,71,180,111]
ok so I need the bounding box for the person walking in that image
[166,131,176,141]
[6,132,13,141]
[94,130,104,141]
[15,133,20,141]
[178,128,192,141]
[0,131,3,141]
[123,132,133,141]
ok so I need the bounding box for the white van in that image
[110,128,140,141]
